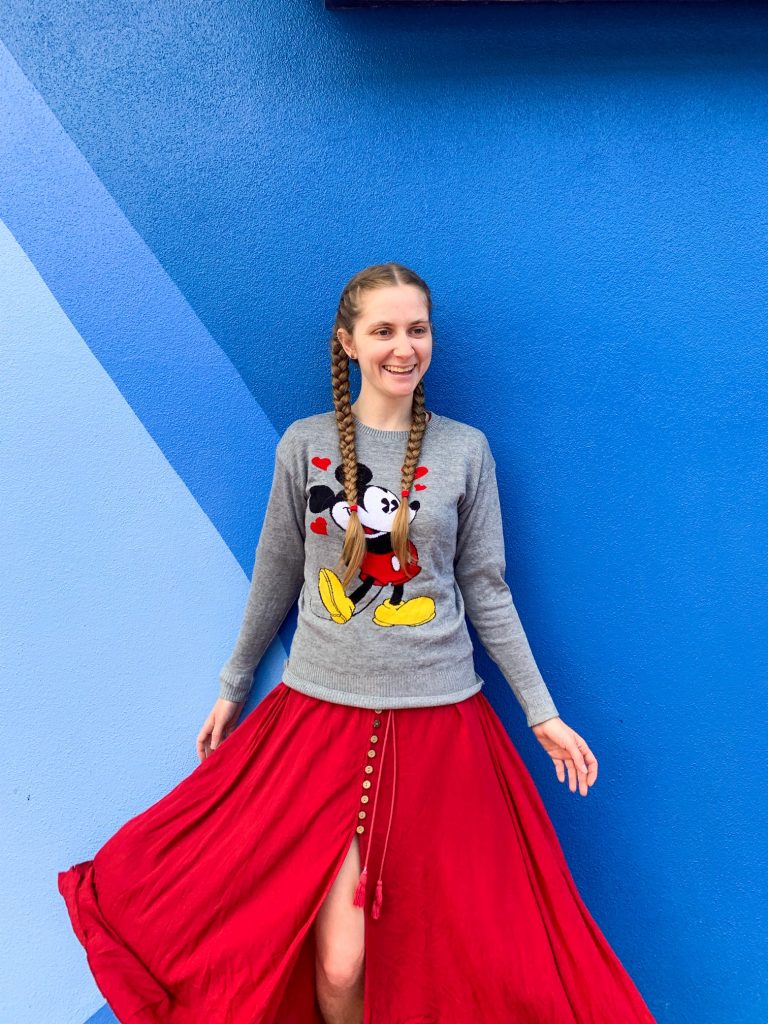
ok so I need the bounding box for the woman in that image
[58,262,656,1023]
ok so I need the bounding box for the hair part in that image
[329,261,432,589]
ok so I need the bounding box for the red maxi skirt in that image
[58,681,656,1024]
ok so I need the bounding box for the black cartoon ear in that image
[308,484,337,514]
[357,462,374,487]
[334,461,374,490]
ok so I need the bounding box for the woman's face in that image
[339,284,432,401]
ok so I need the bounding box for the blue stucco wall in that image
[1,3,765,1022]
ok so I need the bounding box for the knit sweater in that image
[218,410,560,728]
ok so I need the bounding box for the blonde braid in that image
[331,301,367,588]
[327,264,432,592]
[390,381,427,580]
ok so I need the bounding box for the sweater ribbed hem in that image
[280,655,483,709]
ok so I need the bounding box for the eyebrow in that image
[369,320,428,328]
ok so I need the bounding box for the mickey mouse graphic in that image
[308,458,436,628]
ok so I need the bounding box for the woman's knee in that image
[316,939,365,991]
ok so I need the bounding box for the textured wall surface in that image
[1,2,766,1022]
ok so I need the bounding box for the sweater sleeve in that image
[218,435,306,703]
[453,436,560,728]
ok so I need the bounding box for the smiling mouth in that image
[383,364,416,376]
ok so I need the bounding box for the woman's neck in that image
[350,396,416,433]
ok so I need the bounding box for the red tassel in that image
[352,866,368,908]
[372,879,383,919]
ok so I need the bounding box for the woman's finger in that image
[195,730,208,763]
[584,748,598,784]
[564,757,577,793]
[564,744,588,795]
[574,736,598,785]
[569,738,589,776]
[573,753,589,798]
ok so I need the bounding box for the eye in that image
[381,497,399,513]
[373,326,427,336]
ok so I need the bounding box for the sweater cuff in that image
[527,705,560,727]
[218,671,253,704]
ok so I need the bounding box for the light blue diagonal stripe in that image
[0,38,275,575]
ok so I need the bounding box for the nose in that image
[391,335,417,356]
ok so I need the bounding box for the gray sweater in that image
[219,410,560,727]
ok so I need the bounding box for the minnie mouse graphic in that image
[308,459,436,627]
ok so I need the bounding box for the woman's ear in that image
[337,327,357,361]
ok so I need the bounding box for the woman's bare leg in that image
[314,835,366,1024]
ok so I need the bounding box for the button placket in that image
[355,708,385,838]
[352,707,396,919]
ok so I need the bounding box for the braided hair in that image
[329,262,432,589]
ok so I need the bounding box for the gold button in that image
[370,735,378,743]
[367,749,376,758]
[358,810,366,819]
[356,825,365,834]
[362,779,372,789]
[360,794,369,803]
[365,765,373,774]
[373,718,381,728]
[374,708,383,713]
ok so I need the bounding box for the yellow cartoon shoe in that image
[373,596,436,628]
[318,567,355,624]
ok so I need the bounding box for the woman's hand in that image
[196,698,246,763]
[531,717,598,796]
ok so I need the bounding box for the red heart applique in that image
[310,517,328,535]
[414,465,428,479]
[311,456,331,471]
[414,483,427,490]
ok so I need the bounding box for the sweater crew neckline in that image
[352,410,436,442]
